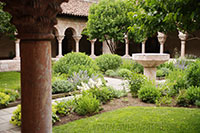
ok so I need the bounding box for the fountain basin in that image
[132,53,170,80]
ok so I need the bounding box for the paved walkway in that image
[0,77,125,133]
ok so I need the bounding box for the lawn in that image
[53,106,200,133]
[0,72,20,90]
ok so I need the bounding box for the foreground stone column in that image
[157,32,167,54]
[13,39,20,60]
[178,31,188,58]
[2,0,68,132]
[74,35,82,52]
[90,39,96,58]
[56,35,64,58]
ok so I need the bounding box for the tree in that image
[0,2,16,38]
[128,0,200,43]
[85,0,135,53]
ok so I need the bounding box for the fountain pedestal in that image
[132,54,170,80]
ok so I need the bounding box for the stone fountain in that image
[132,53,170,80]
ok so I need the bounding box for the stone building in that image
[0,0,200,71]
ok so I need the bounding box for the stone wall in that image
[0,60,20,72]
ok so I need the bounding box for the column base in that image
[13,57,21,60]
[90,55,96,59]
[123,55,131,59]
[56,55,63,58]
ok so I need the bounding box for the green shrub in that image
[55,100,72,116]
[117,68,132,78]
[120,59,143,73]
[157,61,175,71]
[95,54,122,72]
[105,69,118,77]
[166,69,187,92]
[0,92,10,106]
[127,73,147,97]
[186,60,200,87]
[108,87,128,98]
[10,104,60,126]
[0,88,19,103]
[174,59,193,70]
[156,96,173,107]
[10,105,21,126]
[53,52,98,75]
[74,93,100,116]
[158,82,178,97]
[88,87,113,104]
[52,80,74,94]
[138,81,161,103]
[195,100,200,107]
[187,86,200,104]
[156,69,164,77]
[176,90,189,107]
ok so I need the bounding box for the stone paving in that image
[0,77,125,133]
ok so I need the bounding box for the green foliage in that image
[156,67,171,77]
[0,88,19,102]
[116,68,132,78]
[158,82,178,97]
[10,105,21,126]
[186,86,200,104]
[105,69,118,77]
[157,61,175,71]
[52,80,74,94]
[156,69,164,78]
[10,104,60,126]
[0,2,16,37]
[138,81,161,103]
[176,90,189,107]
[53,52,98,75]
[86,0,135,53]
[166,69,187,92]
[156,95,173,107]
[108,87,128,98]
[87,87,113,104]
[120,59,144,73]
[186,60,200,87]
[0,92,10,106]
[127,73,147,97]
[74,93,100,116]
[52,104,60,124]
[95,54,122,72]
[195,100,200,107]
[55,100,74,116]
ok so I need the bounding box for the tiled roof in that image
[61,0,96,17]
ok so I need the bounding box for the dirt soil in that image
[54,93,155,126]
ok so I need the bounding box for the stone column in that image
[13,39,20,60]
[90,39,96,58]
[2,0,68,133]
[56,35,64,58]
[178,31,188,58]
[157,32,167,54]
[124,34,130,58]
[73,35,82,52]
[142,39,147,54]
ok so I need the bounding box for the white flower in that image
[96,78,102,88]
[88,78,96,88]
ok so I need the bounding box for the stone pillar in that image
[103,41,112,54]
[2,0,68,133]
[178,31,188,58]
[13,39,20,60]
[157,32,167,54]
[142,39,147,54]
[56,35,64,58]
[73,35,82,52]
[124,34,130,58]
[90,39,96,58]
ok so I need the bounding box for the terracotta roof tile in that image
[61,0,96,17]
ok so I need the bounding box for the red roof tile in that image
[61,0,96,17]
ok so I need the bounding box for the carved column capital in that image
[56,35,65,42]
[178,31,188,41]
[157,32,167,45]
[73,35,82,42]
[2,0,69,40]
[90,39,97,44]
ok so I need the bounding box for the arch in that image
[65,27,77,36]
[51,27,59,57]
[94,39,103,56]
[79,35,91,55]
[62,28,76,55]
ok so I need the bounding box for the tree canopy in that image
[85,0,135,53]
[0,2,16,38]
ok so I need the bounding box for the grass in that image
[53,106,200,133]
[0,72,20,90]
